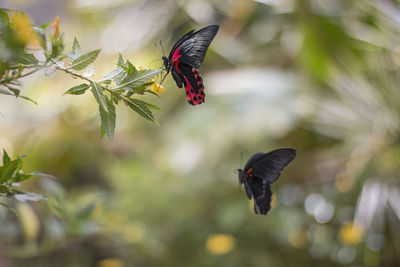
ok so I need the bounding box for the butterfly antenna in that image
[160,40,166,56]
[240,152,244,167]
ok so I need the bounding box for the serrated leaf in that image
[69,37,82,64]
[14,192,46,202]
[15,53,39,65]
[3,149,10,165]
[72,37,81,55]
[99,97,116,141]
[70,49,100,71]
[123,97,158,125]
[8,87,20,97]
[99,67,124,83]
[11,172,33,183]
[0,158,22,183]
[117,69,161,90]
[126,60,137,74]
[83,64,95,78]
[117,53,124,66]
[91,83,108,113]
[64,83,90,95]
[18,95,38,105]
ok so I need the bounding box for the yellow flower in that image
[138,66,165,95]
[339,222,364,245]
[51,16,60,39]
[205,234,236,255]
[11,12,40,46]
[149,83,165,95]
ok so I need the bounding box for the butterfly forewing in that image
[249,149,296,184]
[177,25,219,68]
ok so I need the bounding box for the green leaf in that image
[12,171,35,183]
[15,53,39,65]
[64,83,89,95]
[69,37,82,64]
[18,95,38,105]
[0,90,38,104]
[0,158,22,183]
[91,83,108,113]
[0,184,11,194]
[99,67,124,84]
[72,37,81,56]
[8,87,20,97]
[126,60,137,73]
[117,69,160,91]
[117,53,125,66]
[123,97,158,125]
[99,97,116,140]
[70,49,100,70]
[3,149,10,165]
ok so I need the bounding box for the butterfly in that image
[237,148,296,215]
[162,25,219,106]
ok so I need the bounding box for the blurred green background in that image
[1,0,400,266]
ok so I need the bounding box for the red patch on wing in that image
[183,68,205,106]
[172,47,181,63]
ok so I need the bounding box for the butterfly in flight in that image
[237,148,296,215]
[162,25,219,106]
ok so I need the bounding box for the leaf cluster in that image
[0,149,47,209]
[0,9,163,140]
[0,9,63,103]
[61,38,162,140]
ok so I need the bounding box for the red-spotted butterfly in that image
[162,25,219,106]
[237,148,296,215]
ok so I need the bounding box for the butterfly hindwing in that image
[173,62,205,105]
[252,181,272,215]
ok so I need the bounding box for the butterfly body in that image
[163,25,219,106]
[238,148,296,215]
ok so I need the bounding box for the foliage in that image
[0,9,162,140]
[1,1,400,267]
[0,149,46,208]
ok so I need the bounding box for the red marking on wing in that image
[182,68,205,106]
[172,47,181,63]
[246,168,254,181]
[172,63,205,106]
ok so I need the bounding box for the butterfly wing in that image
[246,149,296,184]
[243,148,296,215]
[173,62,205,105]
[246,179,272,215]
[170,25,219,69]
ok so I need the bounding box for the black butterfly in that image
[162,25,219,106]
[237,148,296,215]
